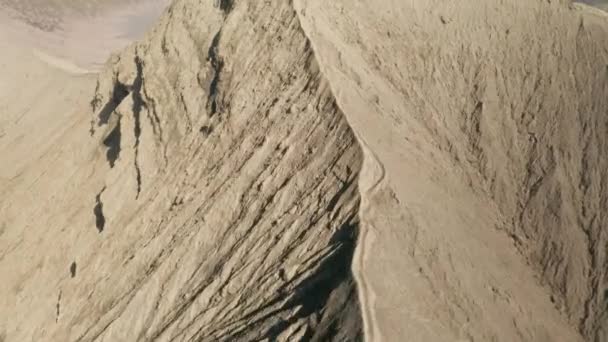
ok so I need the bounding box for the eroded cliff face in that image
[83,1,365,340]
[2,0,364,340]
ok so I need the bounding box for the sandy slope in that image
[0,31,99,342]
[1,1,364,340]
[2,0,608,341]
[295,0,608,340]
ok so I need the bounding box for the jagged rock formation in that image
[1,0,608,341]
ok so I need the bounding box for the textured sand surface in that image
[1,0,608,341]
[295,1,608,340]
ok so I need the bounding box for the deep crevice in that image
[55,290,62,323]
[102,116,121,168]
[90,81,102,135]
[70,261,77,278]
[213,0,234,13]
[97,80,129,127]
[206,30,225,116]
[94,187,106,233]
[132,57,145,199]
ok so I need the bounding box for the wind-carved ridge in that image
[286,4,369,340]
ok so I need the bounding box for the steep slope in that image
[295,0,608,340]
[1,0,364,340]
